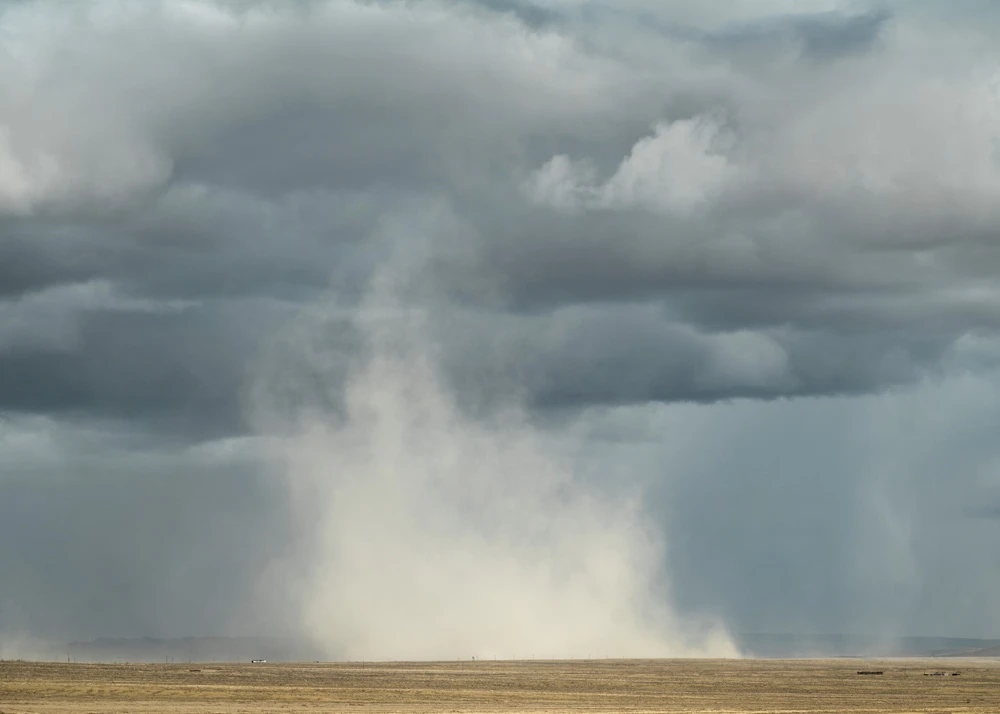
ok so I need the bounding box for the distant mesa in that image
[736,634,1000,658]
[56,633,1000,663]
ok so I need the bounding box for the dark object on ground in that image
[857,671,884,675]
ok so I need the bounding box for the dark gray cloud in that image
[458,0,560,28]
[0,291,286,437]
[695,9,892,62]
[964,505,1000,520]
[2,0,1000,653]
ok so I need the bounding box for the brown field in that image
[2,658,999,713]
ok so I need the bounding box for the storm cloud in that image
[2,0,1000,654]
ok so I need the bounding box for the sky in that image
[2,0,1000,658]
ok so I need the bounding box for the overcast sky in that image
[2,0,1000,657]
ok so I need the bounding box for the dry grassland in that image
[1,657,999,713]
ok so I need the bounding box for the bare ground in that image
[1,657,999,713]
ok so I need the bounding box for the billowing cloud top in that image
[2,0,1000,655]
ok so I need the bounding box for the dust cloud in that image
[253,263,737,661]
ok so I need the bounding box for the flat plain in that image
[1,658,999,713]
